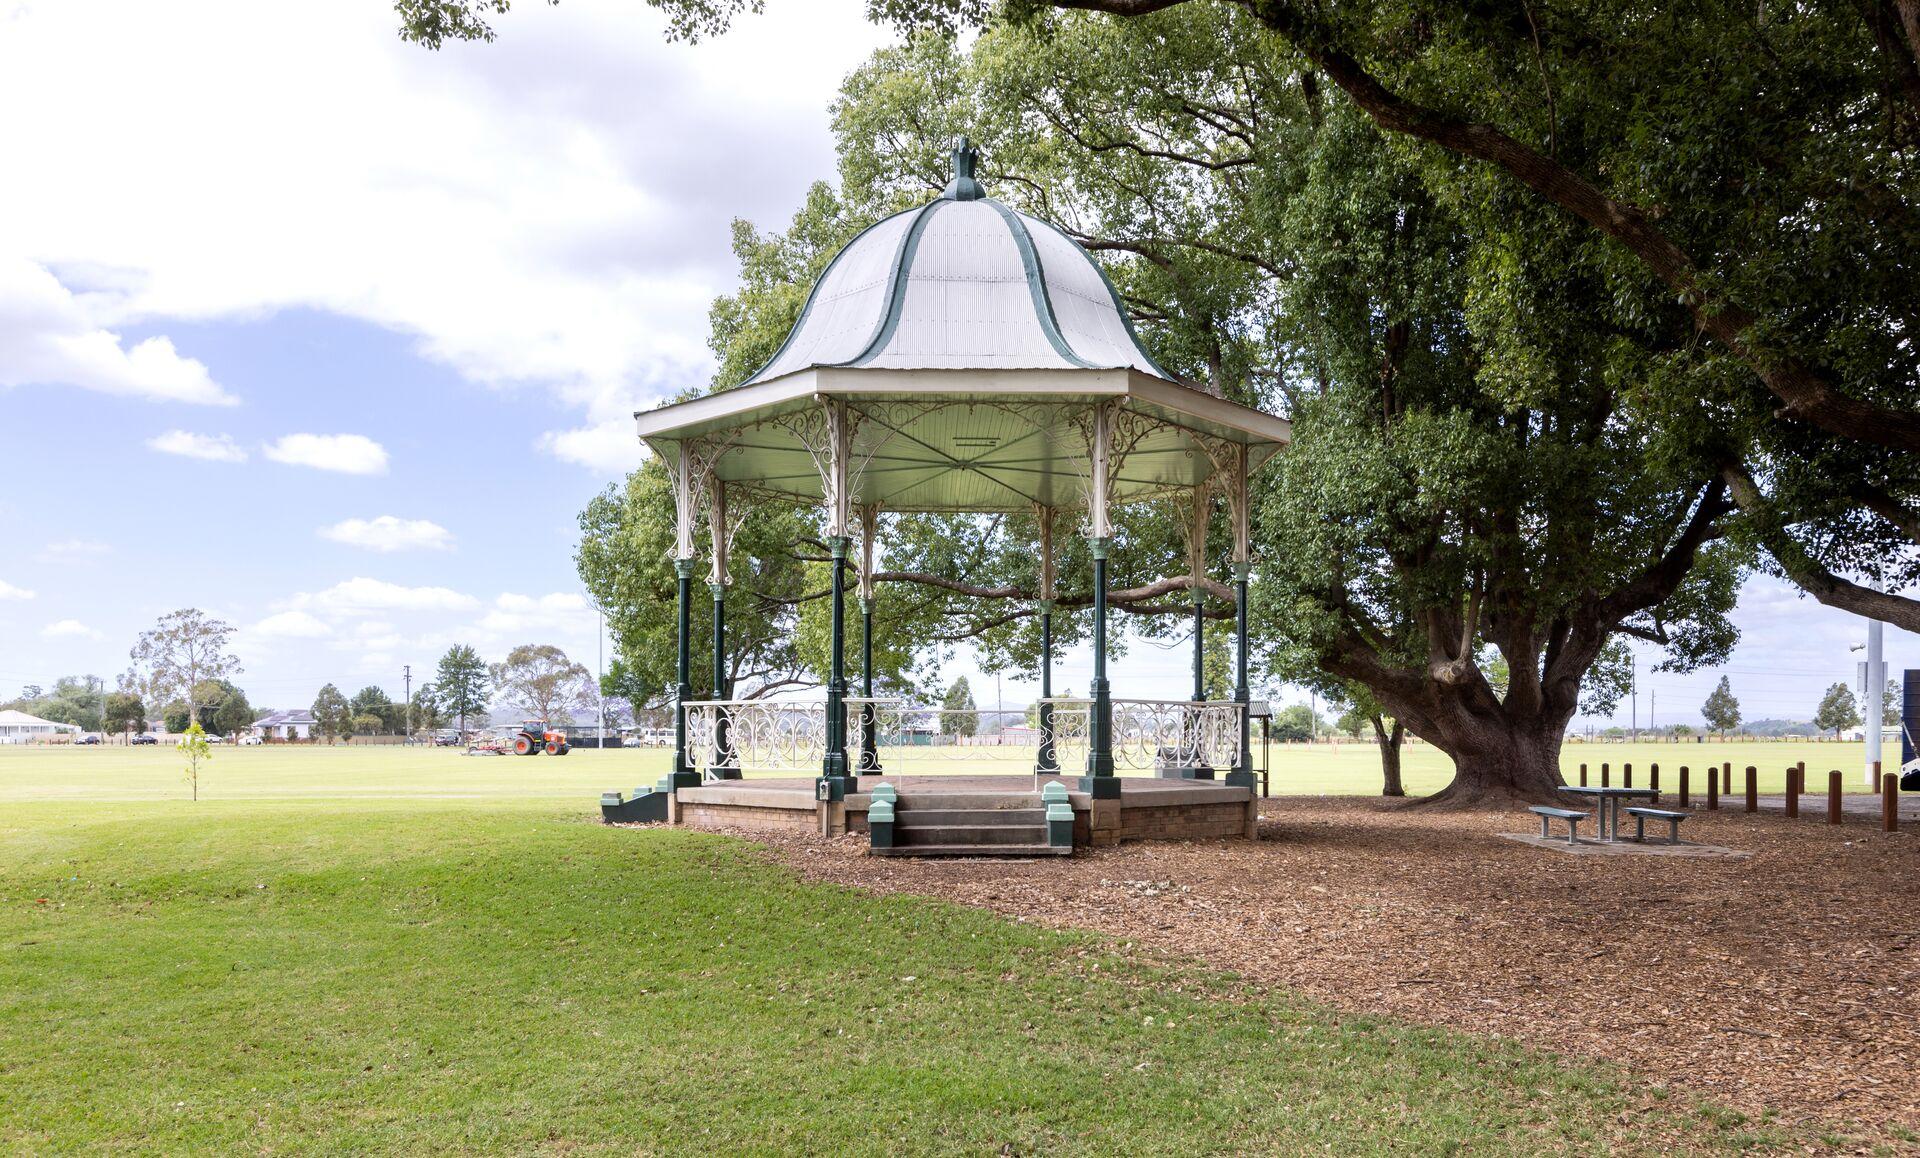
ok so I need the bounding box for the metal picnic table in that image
[1560,785,1658,843]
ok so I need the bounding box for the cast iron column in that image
[1083,537,1117,794]
[1226,562,1255,788]
[671,558,697,786]
[1192,598,1206,701]
[822,535,851,784]
[708,581,739,779]
[1035,600,1056,774]
[858,596,880,774]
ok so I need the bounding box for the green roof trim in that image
[1021,212,1179,383]
[984,198,1101,370]
[846,199,947,368]
[740,204,920,388]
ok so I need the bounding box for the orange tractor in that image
[511,723,571,756]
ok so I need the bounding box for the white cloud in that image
[0,579,34,601]
[251,610,333,638]
[0,258,237,406]
[288,577,479,615]
[539,420,646,474]
[40,619,102,640]
[264,434,389,476]
[481,591,595,637]
[148,429,247,463]
[34,538,110,562]
[0,1,889,461]
[320,516,455,553]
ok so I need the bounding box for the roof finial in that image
[942,135,984,201]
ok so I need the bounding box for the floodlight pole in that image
[1866,617,1884,788]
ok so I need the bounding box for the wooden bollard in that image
[1649,763,1660,801]
[1884,773,1899,832]
[1785,765,1799,819]
[1827,770,1843,825]
[1707,764,1719,810]
[1601,762,1610,788]
[1745,766,1758,813]
[1623,762,1633,789]
[1678,765,1690,808]
[1721,763,1731,809]
[1579,763,1588,787]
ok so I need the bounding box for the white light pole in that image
[1864,620,1885,787]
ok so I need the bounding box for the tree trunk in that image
[1410,714,1569,809]
[1372,715,1405,797]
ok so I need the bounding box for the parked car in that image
[239,734,263,746]
[204,734,224,744]
[131,734,159,745]
[75,735,100,745]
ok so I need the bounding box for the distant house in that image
[252,709,315,741]
[0,709,84,744]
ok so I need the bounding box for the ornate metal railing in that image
[683,699,826,773]
[1039,697,1243,772]
[682,696,1242,775]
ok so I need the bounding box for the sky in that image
[0,0,1912,729]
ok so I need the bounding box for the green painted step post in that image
[868,782,898,850]
[1042,781,1073,849]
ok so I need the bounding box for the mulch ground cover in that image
[729,797,1920,1142]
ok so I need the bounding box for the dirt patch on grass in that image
[737,797,1920,1140]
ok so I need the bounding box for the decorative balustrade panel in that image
[683,700,826,772]
[684,697,1241,775]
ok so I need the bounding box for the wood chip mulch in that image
[726,798,1920,1140]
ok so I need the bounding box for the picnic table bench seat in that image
[1623,806,1691,845]
[1528,804,1589,845]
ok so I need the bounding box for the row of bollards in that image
[1576,759,1900,832]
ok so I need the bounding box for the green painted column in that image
[1035,600,1057,774]
[822,535,851,783]
[858,595,880,774]
[1082,537,1117,796]
[709,580,739,779]
[1226,562,1255,788]
[671,558,698,787]
[1192,597,1206,701]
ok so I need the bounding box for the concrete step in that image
[897,823,1048,847]
[895,807,1046,826]
[893,792,1043,811]
[870,843,1070,858]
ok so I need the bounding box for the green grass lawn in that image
[2,795,1796,1153]
[0,737,1878,803]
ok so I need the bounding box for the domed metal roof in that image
[745,139,1175,386]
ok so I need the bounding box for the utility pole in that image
[598,605,607,749]
[403,664,412,745]
[1650,689,1656,738]
[1630,655,1638,741]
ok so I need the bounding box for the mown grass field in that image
[2,789,1806,1153]
[0,737,1878,803]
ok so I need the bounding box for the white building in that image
[251,709,316,741]
[0,709,84,744]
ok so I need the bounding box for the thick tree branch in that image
[1722,463,1920,632]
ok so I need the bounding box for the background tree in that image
[1269,704,1322,744]
[351,713,384,737]
[1814,683,1862,739]
[409,682,449,732]
[1884,679,1902,731]
[940,676,978,738]
[129,609,241,726]
[177,721,210,801]
[434,645,490,736]
[350,686,393,733]
[490,644,593,725]
[1701,677,1742,739]
[102,692,145,740]
[1330,684,1406,797]
[194,679,253,737]
[312,684,351,745]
